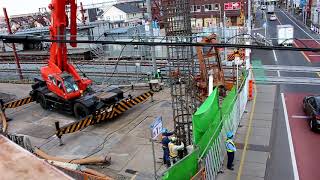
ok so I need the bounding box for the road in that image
[253,8,320,180]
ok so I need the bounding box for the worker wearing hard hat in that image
[226,131,236,170]
[168,136,184,166]
[161,128,174,168]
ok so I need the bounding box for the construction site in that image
[1,0,303,180]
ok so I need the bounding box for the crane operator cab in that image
[47,73,82,101]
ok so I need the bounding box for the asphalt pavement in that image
[252,7,320,180]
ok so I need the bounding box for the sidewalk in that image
[281,7,320,38]
[217,85,276,180]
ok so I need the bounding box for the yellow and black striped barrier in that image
[56,91,154,137]
[2,96,34,110]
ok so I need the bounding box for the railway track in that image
[0,69,151,78]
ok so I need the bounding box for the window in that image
[191,5,201,12]
[63,76,79,93]
[48,75,56,85]
[204,4,214,12]
[214,3,220,11]
[120,15,124,20]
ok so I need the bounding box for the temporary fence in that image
[161,71,250,180]
[202,74,249,180]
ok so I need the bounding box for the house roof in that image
[113,3,142,14]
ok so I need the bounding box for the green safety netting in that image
[221,87,237,115]
[162,149,199,180]
[192,88,219,145]
[197,110,222,155]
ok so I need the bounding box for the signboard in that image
[150,116,162,140]
[224,2,241,10]
[226,61,233,66]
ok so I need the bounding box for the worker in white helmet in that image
[168,136,184,166]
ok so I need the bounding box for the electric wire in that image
[2,35,320,52]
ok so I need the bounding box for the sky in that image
[0,0,111,16]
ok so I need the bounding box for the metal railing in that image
[200,71,250,180]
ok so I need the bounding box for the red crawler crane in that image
[31,0,123,119]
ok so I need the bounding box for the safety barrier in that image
[162,71,250,180]
[202,72,249,179]
[56,91,153,138]
[2,96,34,110]
[227,52,245,61]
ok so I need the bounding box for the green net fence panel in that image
[221,87,237,115]
[192,88,219,145]
[196,110,222,155]
[162,149,199,180]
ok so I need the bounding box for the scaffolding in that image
[162,0,200,151]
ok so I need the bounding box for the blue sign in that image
[150,116,163,139]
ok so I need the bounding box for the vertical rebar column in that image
[162,0,199,151]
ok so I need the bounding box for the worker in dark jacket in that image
[226,131,236,170]
[161,128,174,168]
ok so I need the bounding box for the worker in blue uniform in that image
[226,131,236,170]
[161,128,174,168]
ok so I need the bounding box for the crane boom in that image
[41,0,91,100]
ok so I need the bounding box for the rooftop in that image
[114,3,142,14]
[0,135,71,180]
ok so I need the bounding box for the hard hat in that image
[161,128,168,134]
[226,132,233,138]
[170,137,177,142]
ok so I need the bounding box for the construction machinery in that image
[30,0,123,119]
[195,34,225,101]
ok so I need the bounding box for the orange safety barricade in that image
[248,80,253,100]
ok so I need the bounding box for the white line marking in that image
[308,55,320,57]
[277,70,281,77]
[291,115,310,119]
[280,9,319,44]
[273,50,278,62]
[281,93,300,180]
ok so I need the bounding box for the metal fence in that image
[201,71,250,180]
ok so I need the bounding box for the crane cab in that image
[47,73,82,100]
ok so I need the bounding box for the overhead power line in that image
[1,35,320,52]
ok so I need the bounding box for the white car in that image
[261,5,267,10]
[270,14,277,21]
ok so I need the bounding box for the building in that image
[103,3,144,28]
[190,0,248,29]
[151,0,248,30]
[310,0,320,33]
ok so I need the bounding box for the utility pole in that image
[146,0,157,77]
[80,2,86,25]
[248,0,252,35]
[3,8,23,80]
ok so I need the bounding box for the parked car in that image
[270,14,277,21]
[261,5,267,10]
[303,96,320,131]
